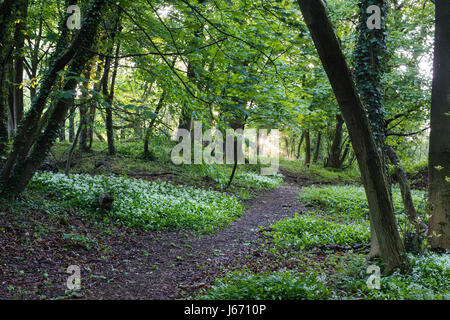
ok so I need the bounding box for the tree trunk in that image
[27,7,43,101]
[68,111,75,143]
[296,132,304,159]
[177,0,206,135]
[87,103,96,149]
[8,61,15,135]
[106,37,121,156]
[1,0,107,196]
[226,120,245,190]
[0,0,19,156]
[296,0,408,273]
[353,1,392,257]
[0,0,77,181]
[290,136,296,158]
[65,119,82,175]
[304,130,311,167]
[79,62,94,152]
[59,122,66,142]
[177,58,195,135]
[326,114,344,168]
[144,89,167,157]
[428,0,450,250]
[101,12,121,156]
[313,132,321,163]
[386,145,427,234]
[12,0,27,129]
[87,60,104,150]
[340,140,350,166]
[0,63,11,156]
[283,137,289,157]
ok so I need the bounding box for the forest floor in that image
[0,170,317,299]
[2,152,442,300]
[84,181,305,299]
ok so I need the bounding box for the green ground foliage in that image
[298,185,428,231]
[200,251,449,300]
[270,213,370,249]
[200,181,448,300]
[199,270,331,300]
[30,172,244,233]
[280,159,360,185]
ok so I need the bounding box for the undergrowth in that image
[198,270,330,300]
[270,213,370,249]
[333,251,450,300]
[29,172,244,233]
[279,159,360,184]
[298,185,428,232]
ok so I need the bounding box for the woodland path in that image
[84,182,305,299]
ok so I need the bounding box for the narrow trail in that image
[86,182,305,299]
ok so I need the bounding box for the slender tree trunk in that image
[101,13,121,156]
[65,120,82,175]
[296,132,304,159]
[386,145,427,234]
[87,103,96,149]
[0,0,18,156]
[226,121,245,190]
[105,45,119,156]
[12,0,27,128]
[144,90,167,157]
[326,114,344,168]
[79,62,94,152]
[296,0,408,273]
[7,61,15,135]
[107,36,121,155]
[428,0,450,250]
[28,9,43,101]
[68,111,75,142]
[340,140,350,166]
[79,109,88,151]
[226,142,239,190]
[56,78,66,142]
[177,0,206,134]
[59,122,66,142]
[178,103,192,134]
[284,137,289,157]
[0,91,7,157]
[290,137,296,158]
[313,132,321,163]
[87,60,104,150]
[304,130,311,167]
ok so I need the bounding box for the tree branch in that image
[387,127,430,137]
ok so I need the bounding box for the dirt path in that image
[85,182,305,299]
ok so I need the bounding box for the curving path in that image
[84,182,305,299]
